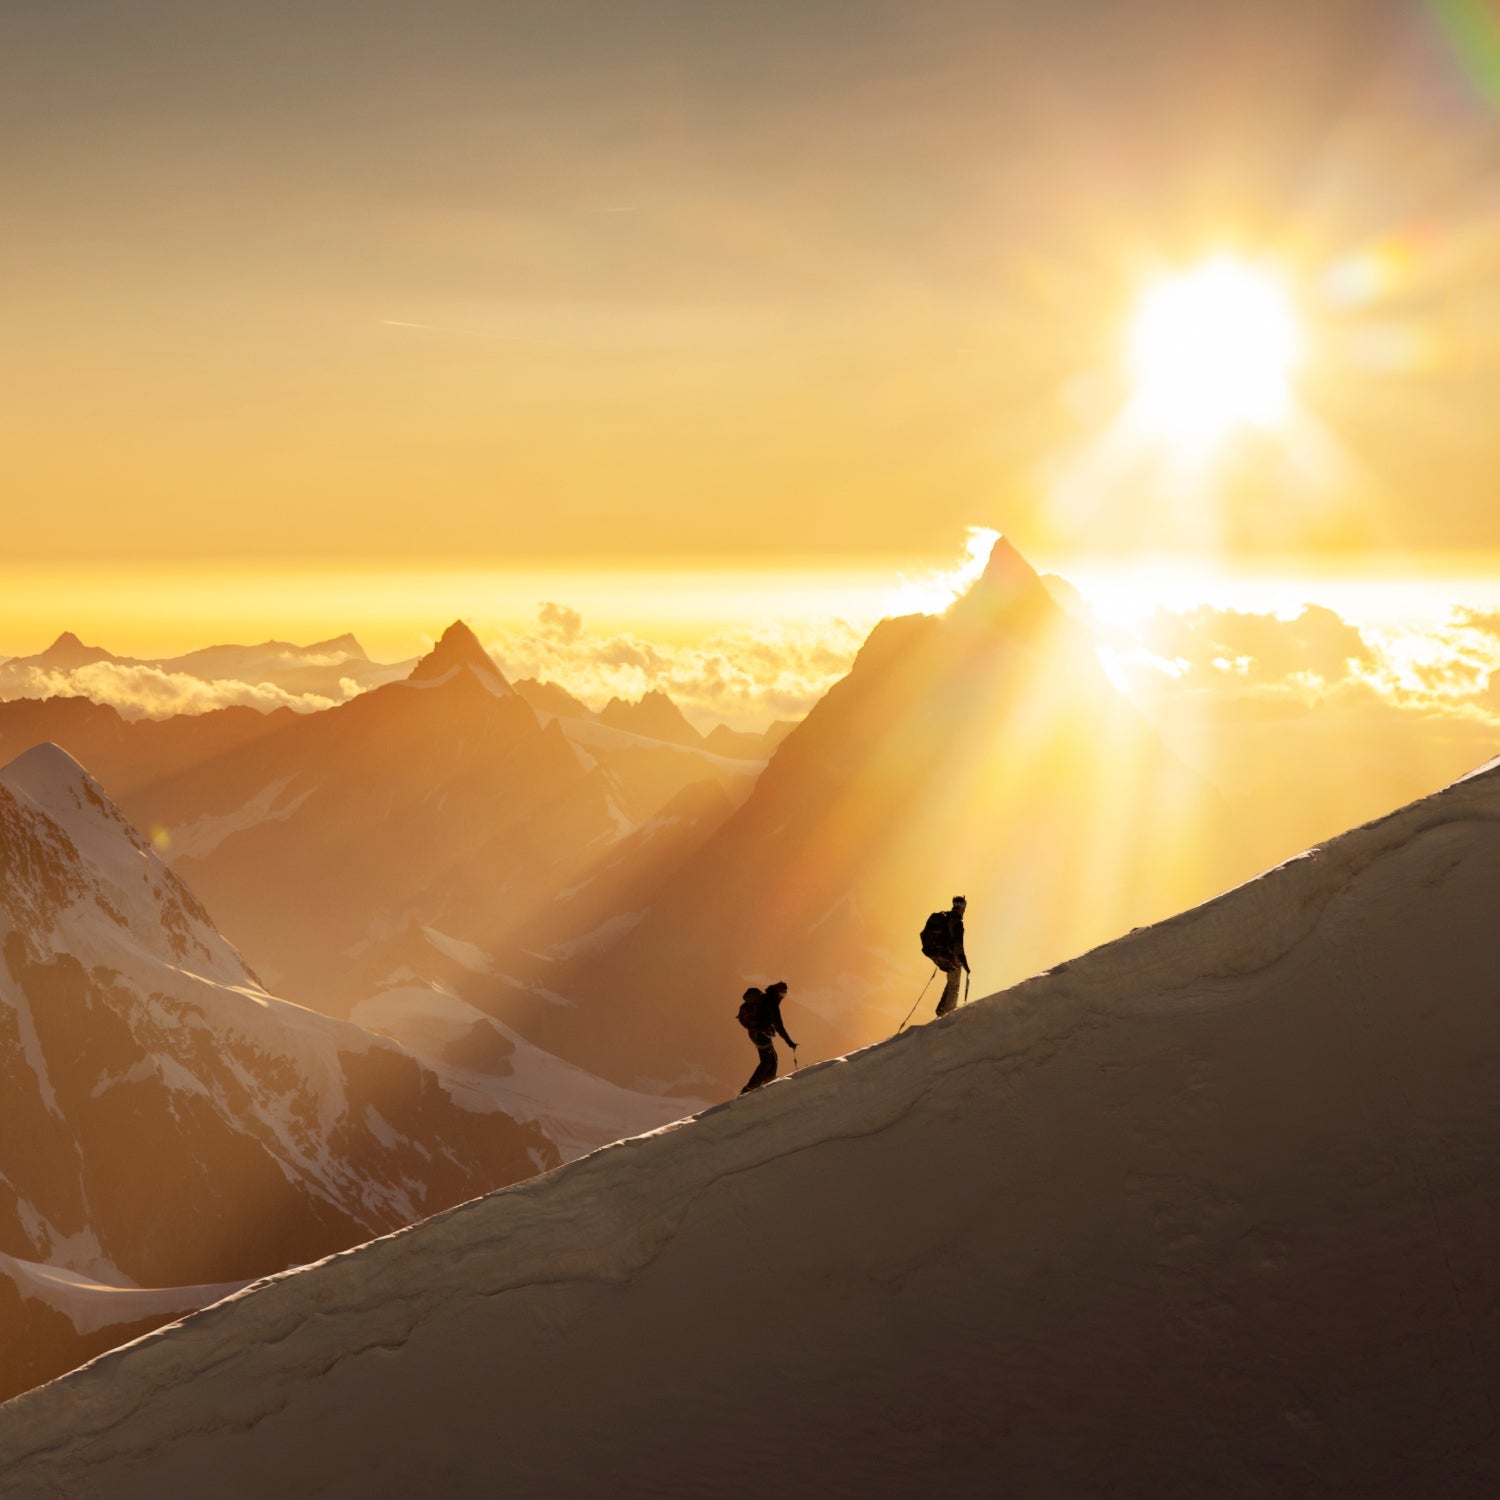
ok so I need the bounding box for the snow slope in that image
[5,756,1500,1495]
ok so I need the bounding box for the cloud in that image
[1456,608,1500,639]
[491,608,867,728]
[0,662,346,720]
[1138,603,1373,687]
[537,602,583,642]
[1100,597,1500,727]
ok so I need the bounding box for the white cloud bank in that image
[0,663,351,720]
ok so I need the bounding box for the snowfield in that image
[4,757,1500,1495]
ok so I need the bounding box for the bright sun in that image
[1129,258,1302,447]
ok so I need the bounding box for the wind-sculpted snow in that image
[5,760,1500,1495]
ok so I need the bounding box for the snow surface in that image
[542,908,646,960]
[166,776,314,860]
[0,742,253,983]
[7,759,1500,1495]
[535,708,765,769]
[0,1255,248,1339]
[352,985,701,1161]
[418,925,496,977]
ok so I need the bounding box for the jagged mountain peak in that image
[30,633,117,670]
[407,622,512,694]
[598,689,702,747]
[944,533,1059,635]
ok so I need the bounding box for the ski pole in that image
[964,969,971,1005]
[896,967,939,1035]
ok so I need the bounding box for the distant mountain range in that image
[0,626,776,1018]
[0,743,554,1402]
[0,632,406,702]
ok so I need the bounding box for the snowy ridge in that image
[1,744,252,982]
[4,759,1500,1492]
[165,776,314,861]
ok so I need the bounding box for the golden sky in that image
[6,0,1500,572]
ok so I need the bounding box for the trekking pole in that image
[896,967,939,1035]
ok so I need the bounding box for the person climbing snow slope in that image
[738,979,797,1094]
[919,895,970,1017]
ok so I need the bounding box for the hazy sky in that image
[6,0,1500,564]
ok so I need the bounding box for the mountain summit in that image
[24,633,119,671]
[946,533,1059,635]
[406,622,511,694]
[598,689,703,747]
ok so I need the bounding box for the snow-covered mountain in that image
[6,754,1499,1495]
[0,744,553,1403]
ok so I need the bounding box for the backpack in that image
[919,911,952,965]
[737,991,765,1030]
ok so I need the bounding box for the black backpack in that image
[737,990,766,1030]
[919,911,952,965]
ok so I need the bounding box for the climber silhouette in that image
[738,979,797,1093]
